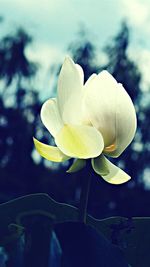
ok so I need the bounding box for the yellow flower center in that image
[104,143,116,153]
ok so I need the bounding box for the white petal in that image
[104,84,136,157]
[84,73,97,87]
[82,73,97,125]
[76,63,84,84]
[67,159,86,173]
[41,98,63,137]
[84,71,136,156]
[84,71,118,147]
[92,155,131,184]
[57,56,83,125]
[55,124,104,159]
[33,138,70,162]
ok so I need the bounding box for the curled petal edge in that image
[91,154,131,185]
[33,137,70,162]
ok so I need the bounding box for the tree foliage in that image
[0,28,58,201]
[0,28,37,87]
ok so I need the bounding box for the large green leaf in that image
[87,216,150,267]
[0,193,78,245]
[0,193,149,266]
[55,222,128,267]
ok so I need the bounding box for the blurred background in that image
[0,0,150,219]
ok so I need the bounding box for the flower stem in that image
[78,164,92,224]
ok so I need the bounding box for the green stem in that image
[78,168,92,224]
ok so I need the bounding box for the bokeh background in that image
[1,0,150,219]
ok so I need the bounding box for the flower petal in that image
[84,71,118,147]
[76,63,84,84]
[33,137,70,162]
[82,74,97,125]
[92,155,131,184]
[84,71,136,156]
[104,84,136,157]
[41,98,63,137]
[55,124,104,159]
[84,73,97,87]
[57,56,83,124]
[67,159,86,173]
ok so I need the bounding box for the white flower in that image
[34,56,137,184]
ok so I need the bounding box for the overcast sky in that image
[1,0,150,93]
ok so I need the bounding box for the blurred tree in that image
[68,28,98,82]
[0,28,63,201]
[103,22,141,102]
[0,29,39,198]
[0,27,76,204]
[0,28,37,88]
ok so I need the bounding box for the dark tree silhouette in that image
[69,28,98,82]
[0,29,50,200]
[0,28,37,87]
[0,27,76,204]
[103,22,141,102]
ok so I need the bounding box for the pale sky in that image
[0,0,150,93]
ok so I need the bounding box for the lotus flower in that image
[33,56,136,184]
